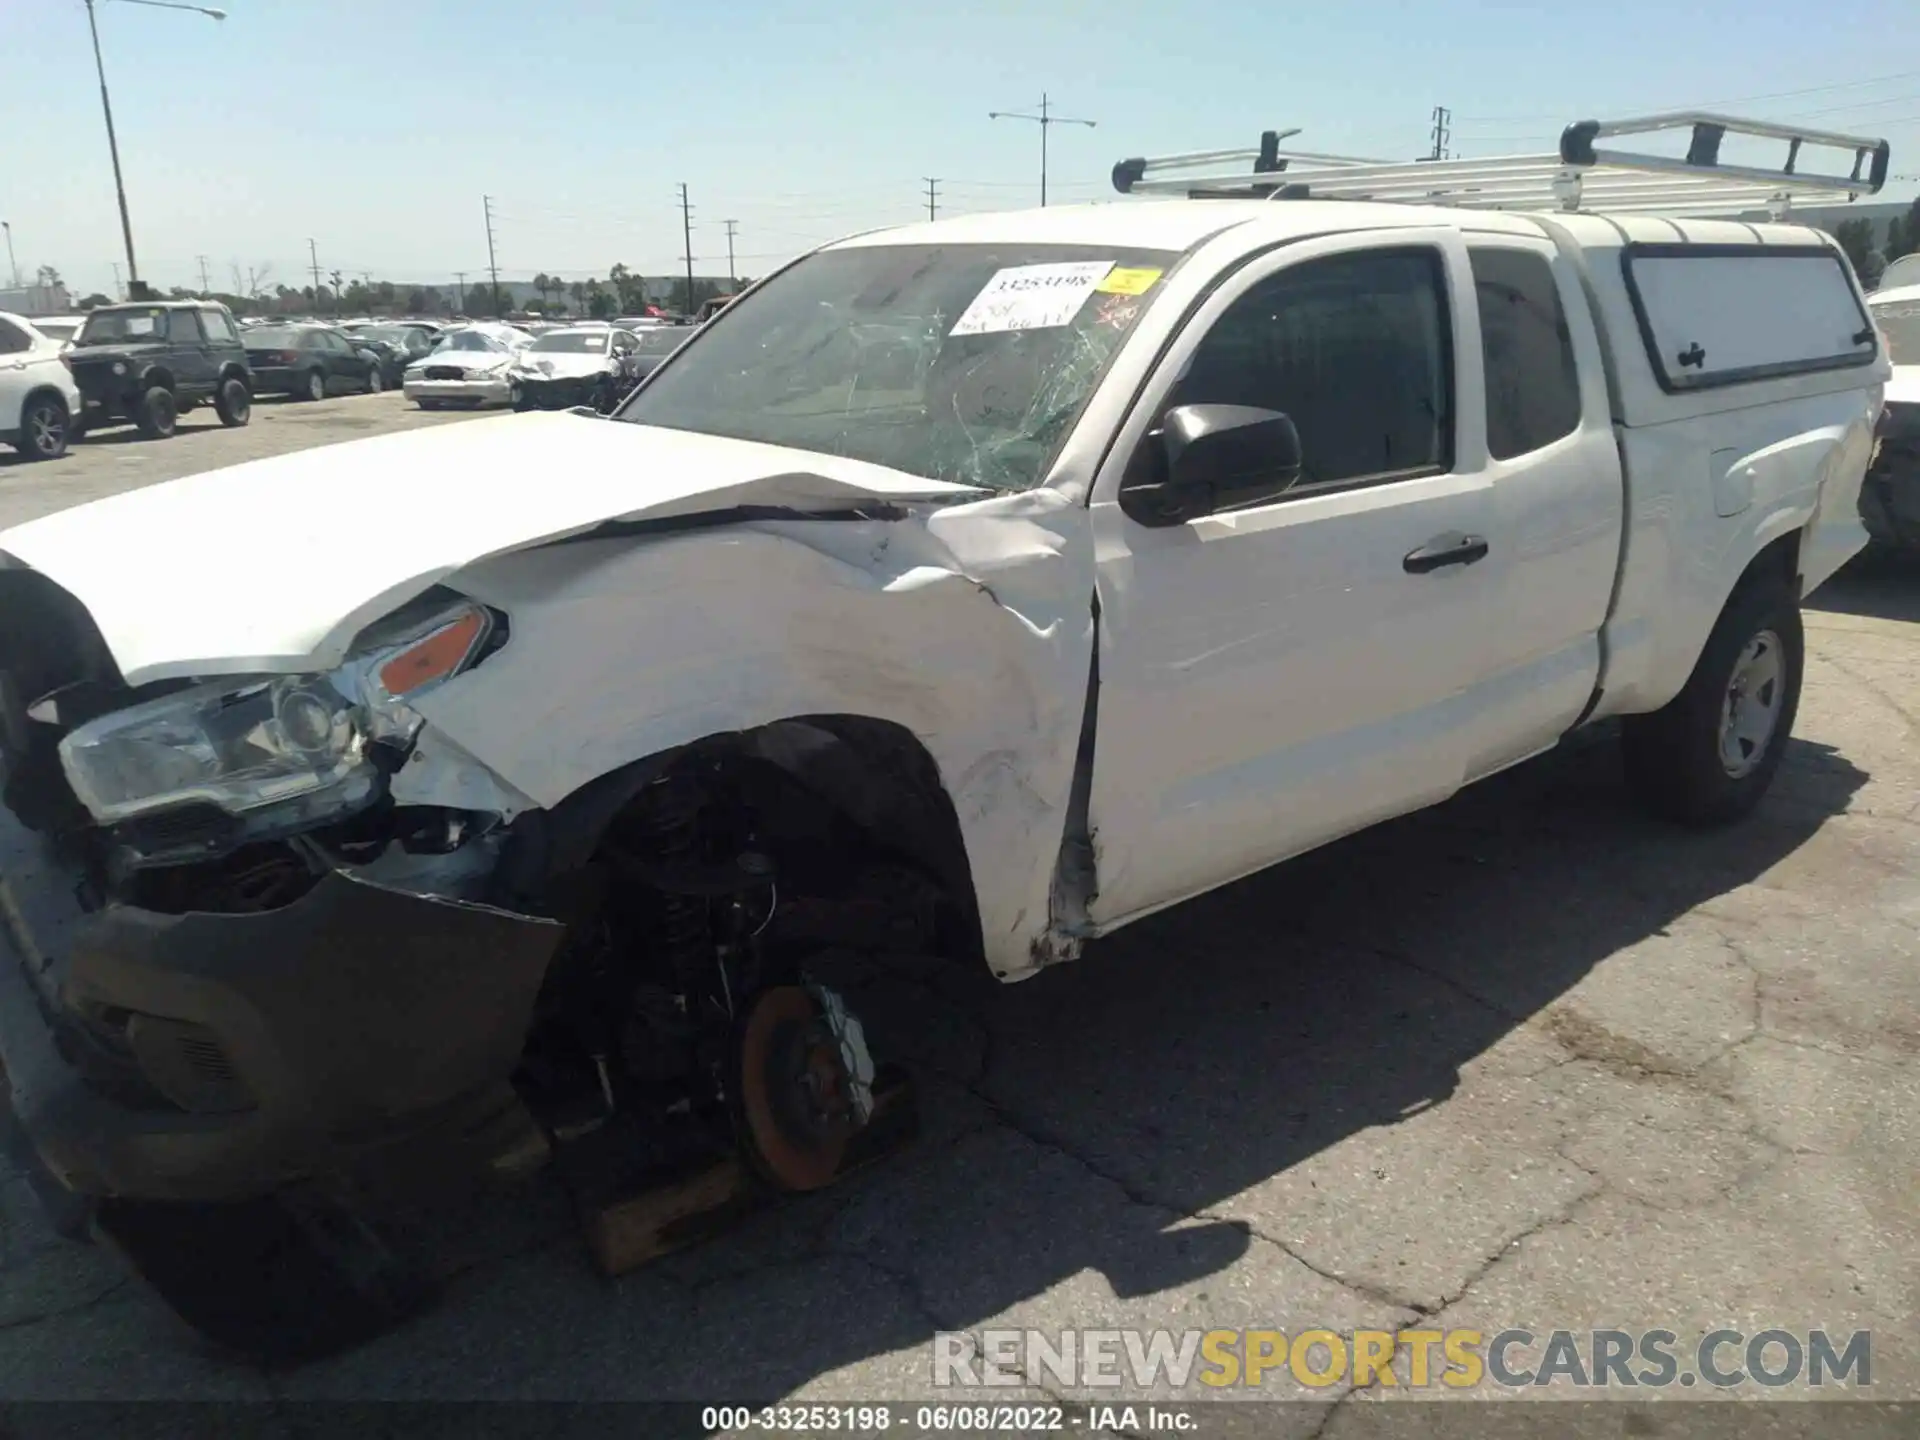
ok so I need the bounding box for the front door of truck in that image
[1085,230,1502,928]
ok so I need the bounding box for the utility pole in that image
[989,94,1096,207]
[722,220,738,290]
[2,223,17,289]
[923,178,939,220]
[111,261,122,300]
[454,271,468,316]
[678,183,695,314]
[482,195,502,318]
[307,238,322,310]
[196,255,211,294]
[1429,105,1452,161]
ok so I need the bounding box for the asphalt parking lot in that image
[0,397,1916,1425]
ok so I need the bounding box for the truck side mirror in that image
[1122,403,1304,527]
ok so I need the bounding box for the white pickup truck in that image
[0,115,1892,1352]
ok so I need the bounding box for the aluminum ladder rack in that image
[1110,113,1893,218]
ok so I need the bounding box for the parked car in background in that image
[401,324,528,409]
[23,317,85,348]
[624,325,691,385]
[242,323,384,400]
[63,301,251,438]
[1860,282,1920,552]
[349,325,434,388]
[694,294,737,323]
[0,313,84,461]
[1878,252,1920,293]
[507,325,645,411]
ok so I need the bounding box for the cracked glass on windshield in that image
[616,243,1178,493]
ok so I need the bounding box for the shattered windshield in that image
[616,242,1179,492]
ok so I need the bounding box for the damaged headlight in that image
[59,604,494,827]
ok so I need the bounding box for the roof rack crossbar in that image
[1111,112,1891,215]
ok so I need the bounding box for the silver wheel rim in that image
[369,369,383,392]
[226,383,248,420]
[1719,628,1784,778]
[28,404,64,454]
[310,373,325,400]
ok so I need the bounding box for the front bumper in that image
[0,811,562,1204]
[403,374,512,406]
[510,372,616,410]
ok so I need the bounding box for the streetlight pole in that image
[1,223,17,290]
[84,0,226,300]
[989,94,1096,207]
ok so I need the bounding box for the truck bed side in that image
[1537,214,1887,722]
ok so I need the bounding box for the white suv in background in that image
[0,313,83,462]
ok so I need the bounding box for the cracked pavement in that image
[0,409,1915,1424]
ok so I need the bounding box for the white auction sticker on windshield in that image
[948,261,1116,336]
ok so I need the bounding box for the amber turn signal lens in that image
[378,610,486,696]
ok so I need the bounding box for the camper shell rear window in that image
[1620,243,1876,394]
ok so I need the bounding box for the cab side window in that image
[0,319,30,355]
[1470,247,1581,459]
[1166,248,1453,490]
[199,309,239,345]
[167,310,205,344]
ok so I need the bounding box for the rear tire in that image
[14,394,70,460]
[214,376,251,428]
[1622,577,1803,826]
[367,366,385,394]
[134,386,177,439]
[295,369,326,402]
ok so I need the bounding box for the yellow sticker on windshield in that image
[1095,267,1163,296]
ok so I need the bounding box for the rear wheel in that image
[213,376,251,427]
[1622,577,1804,825]
[14,394,70,460]
[134,386,177,439]
[296,369,326,402]
[366,366,385,394]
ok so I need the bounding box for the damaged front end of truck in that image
[0,442,1095,1360]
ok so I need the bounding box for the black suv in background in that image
[64,302,252,439]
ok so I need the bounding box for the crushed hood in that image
[0,413,982,686]
[513,351,610,379]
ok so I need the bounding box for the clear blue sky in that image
[4,0,1917,299]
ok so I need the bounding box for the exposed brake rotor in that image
[735,983,875,1191]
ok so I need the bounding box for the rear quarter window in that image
[1621,244,1876,392]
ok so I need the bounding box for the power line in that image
[988,93,1097,206]
[1455,69,1920,127]
[482,195,502,317]
[679,182,695,310]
